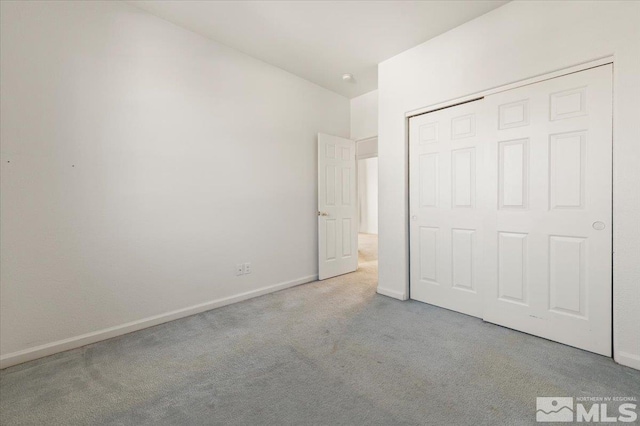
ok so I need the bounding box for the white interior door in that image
[409,100,486,318]
[409,64,613,356]
[483,65,612,356]
[318,133,357,280]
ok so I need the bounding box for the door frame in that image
[405,56,614,354]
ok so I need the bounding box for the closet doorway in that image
[408,64,613,356]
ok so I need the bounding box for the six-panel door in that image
[409,100,486,318]
[318,133,358,280]
[482,65,612,356]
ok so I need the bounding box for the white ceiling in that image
[129,1,508,98]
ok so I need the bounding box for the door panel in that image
[409,100,486,318]
[409,64,613,356]
[318,133,357,280]
[483,65,613,356]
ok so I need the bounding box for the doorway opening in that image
[357,137,378,280]
[316,133,377,286]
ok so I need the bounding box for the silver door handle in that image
[318,211,329,217]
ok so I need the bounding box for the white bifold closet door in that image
[409,64,613,356]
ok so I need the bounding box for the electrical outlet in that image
[236,264,244,276]
[243,263,251,274]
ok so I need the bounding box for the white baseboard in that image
[377,286,407,301]
[616,351,640,371]
[0,274,317,369]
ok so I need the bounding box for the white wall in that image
[352,90,378,235]
[358,158,378,235]
[351,90,378,141]
[0,0,349,367]
[378,1,640,370]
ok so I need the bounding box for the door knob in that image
[318,211,329,217]
[592,221,605,231]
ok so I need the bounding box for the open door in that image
[318,133,357,280]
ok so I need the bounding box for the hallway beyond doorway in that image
[358,232,378,267]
